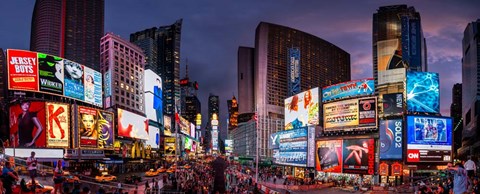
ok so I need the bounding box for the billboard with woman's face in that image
[79,106,98,147]
[38,53,64,95]
[9,101,46,148]
[284,88,319,130]
[64,59,84,100]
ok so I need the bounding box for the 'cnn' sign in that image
[407,150,420,162]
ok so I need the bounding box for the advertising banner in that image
[45,102,69,147]
[38,53,64,95]
[212,130,219,151]
[144,70,163,124]
[378,68,406,85]
[178,116,190,135]
[83,66,103,107]
[316,140,342,173]
[284,88,319,130]
[190,123,195,138]
[287,47,301,96]
[98,110,114,149]
[7,49,39,91]
[9,101,46,148]
[164,116,172,136]
[164,137,176,155]
[185,137,192,150]
[379,119,403,160]
[406,116,452,162]
[358,98,377,127]
[342,139,375,175]
[64,59,84,100]
[379,163,389,176]
[382,93,403,116]
[79,106,98,147]
[117,109,148,140]
[406,71,440,113]
[324,99,359,131]
[104,70,111,97]
[225,140,233,153]
[307,126,316,167]
[391,162,403,176]
[322,78,374,102]
[269,132,280,149]
[377,39,403,72]
[276,127,308,167]
[146,125,159,149]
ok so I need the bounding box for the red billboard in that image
[79,106,98,147]
[9,101,46,148]
[45,102,69,148]
[342,139,375,175]
[7,49,39,91]
[316,140,342,173]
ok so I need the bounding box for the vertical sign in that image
[212,130,219,151]
[45,102,69,147]
[79,107,98,147]
[287,47,301,96]
[98,110,114,149]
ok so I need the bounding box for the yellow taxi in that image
[95,174,117,182]
[166,166,176,173]
[183,164,191,169]
[63,171,80,183]
[157,167,167,173]
[145,169,160,177]
[27,180,54,194]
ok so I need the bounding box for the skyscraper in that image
[238,47,255,114]
[100,33,145,115]
[461,19,480,156]
[208,94,220,126]
[227,95,239,134]
[130,19,183,116]
[30,0,104,71]
[450,83,462,158]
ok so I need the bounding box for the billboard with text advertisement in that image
[284,88,319,130]
[38,53,64,95]
[9,101,46,148]
[324,97,377,132]
[117,109,148,140]
[382,93,403,116]
[276,127,308,167]
[7,49,39,91]
[316,140,342,173]
[98,110,114,149]
[45,102,69,148]
[178,116,190,135]
[342,139,375,175]
[406,71,440,113]
[358,98,377,127]
[379,120,403,160]
[322,79,374,102]
[287,48,301,96]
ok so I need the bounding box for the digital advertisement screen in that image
[324,97,377,132]
[144,70,163,124]
[284,88,319,130]
[307,126,316,167]
[406,71,440,113]
[287,47,301,96]
[164,137,176,155]
[212,130,219,151]
[276,127,308,167]
[342,139,375,175]
[98,110,114,149]
[45,102,69,147]
[382,93,403,116]
[406,116,452,163]
[83,66,103,106]
[379,119,403,160]
[146,126,159,149]
[178,116,190,135]
[190,123,195,138]
[322,78,375,102]
[117,108,148,140]
[269,132,280,149]
[9,101,46,148]
[225,140,233,153]
[163,116,172,136]
[7,49,39,92]
[78,106,98,147]
[38,53,64,95]
[64,59,84,100]
[185,137,192,150]
[316,140,342,173]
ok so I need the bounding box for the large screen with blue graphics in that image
[322,78,374,103]
[406,71,439,113]
[275,127,308,167]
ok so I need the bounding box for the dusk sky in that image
[1,1,479,138]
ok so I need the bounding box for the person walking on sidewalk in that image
[465,156,477,179]
[447,162,468,194]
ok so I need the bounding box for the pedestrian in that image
[465,156,477,179]
[26,151,38,189]
[447,162,468,194]
[2,161,19,194]
[53,160,65,194]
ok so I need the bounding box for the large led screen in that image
[322,78,374,102]
[406,71,440,113]
[164,116,172,136]
[342,139,375,175]
[7,49,39,91]
[287,47,301,96]
[212,130,219,151]
[83,66,103,107]
[379,120,403,160]
[146,126,159,149]
[98,110,114,149]
[185,137,192,150]
[284,88,319,130]
[178,116,190,135]
[164,137,176,155]
[382,93,403,116]
[316,140,342,173]
[324,97,377,132]
[276,127,308,167]
[117,109,148,140]
[144,70,163,124]
[45,102,69,147]
[9,101,46,148]
[79,107,98,147]
[38,53,64,95]
[406,116,452,163]
[225,140,233,153]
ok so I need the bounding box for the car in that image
[157,167,167,173]
[26,180,54,194]
[64,173,80,184]
[166,167,176,173]
[124,175,142,184]
[145,169,160,177]
[183,165,191,169]
[95,174,117,182]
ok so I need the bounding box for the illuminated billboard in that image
[269,132,280,149]
[178,115,190,135]
[287,47,301,96]
[7,49,39,91]
[276,127,308,167]
[144,70,163,124]
[322,79,374,102]
[64,59,84,100]
[38,53,64,95]
[323,97,377,132]
[225,140,233,153]
[185,137,192,150]
[212,130,219,151]
[190,123,195,138]
[98,110,114,149]
[379,120,403,160]
[117,108,148,140]
[146,126,159,149]
[382,93,403,116]
[406,116,452,163]
[164,137,176,155]
[342,139,375,175]
[83,66,103,106]
[316,140,342,173]
[9,101,47,148]
[406,71,440,113]
[284,88,319,130]
[377,39,405,72]
[79,106,98,147]
[45,102,69,148]
[378,68,405,85]
[164,116,172,136]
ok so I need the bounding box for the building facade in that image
[227,95,239,133]
[30,0,104,71]
[238,47,255,114]
[100,33,146,115]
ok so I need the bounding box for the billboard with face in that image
[276,127,308,167]
[316,140,342,173]
[379,120,403,160]
[382,93,403,116]
[7,49,39,92]
[406,116,452,163]
[98,110,114,149]
[342,139,375,175]
[144,70,163,124]
[117,109,148,140]
[324,97,377,132]
[406,71,440,113]
[83,66,103,107]
[79,106,98,147]
[9,101,46,148]
[64,59,84,100]
[322,78,374,102]
[284,88,319,130]
[45,102,69,147]
[38,53,64,95]
[164,137,176,155]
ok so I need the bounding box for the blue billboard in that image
[276,127,308,167]
[406,71,439,113]
[406,116,452,162]
[379,119,403,160]
[287,48,301,96]
[322,78,374,102]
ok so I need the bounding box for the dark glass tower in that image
[30,0,104,71]
[450,83,462,158]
